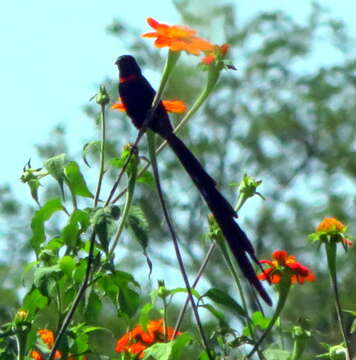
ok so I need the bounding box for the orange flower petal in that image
[201,55,215,65]
[31,350,44,360]
[147,17,160,30]
[343,237,353,247]
[162,100,187,113]
[141,32,160,38]
[38,329,55,349]
[272,250,289,263]
[316,217,346,232]
[111,101,126,112]
[142,17,213,55]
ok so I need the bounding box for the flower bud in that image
[96,85,110,106]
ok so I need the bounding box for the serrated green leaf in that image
[59,256,76,276]
[30,198,64,252]
[44,154,66,195]
[82,141,100,167]
[127,206,149,250]
[65,161,93,198]
[203,288,246,318]
[142,333,193,360]
[91,207,117,253]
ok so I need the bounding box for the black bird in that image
[115,55,271,306]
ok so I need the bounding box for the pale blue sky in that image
[0,0,355,199]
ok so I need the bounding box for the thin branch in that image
[47,231,96,360]
[147,130,213,360]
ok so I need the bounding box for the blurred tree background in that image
[0,0,355,358]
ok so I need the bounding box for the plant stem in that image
[325,242,352,360]
[247,278,291,358]
[94,104,106,207]
[108,157,137,258]
[46,231,96,360]
[146,130,213,360]
[173,242,216,336]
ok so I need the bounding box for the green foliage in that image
[143,333,194,360]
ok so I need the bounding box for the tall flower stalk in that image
[309,217,354,360]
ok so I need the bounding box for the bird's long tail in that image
[165,132,272,306]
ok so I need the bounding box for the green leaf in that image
[30,198,64,252]
[73,259,87,283]
[84,291,102,321]
[263,348,291,360]
[59,256,76,276]
[118,286,139,318]
[91,207,117,253]
[252,311,271,330]
[82,141,100,167]
[64,161,93,198]
[203,288,246,318]
[28,178,41,205]
[44,153,66,195]
[199,303,227,326]
[22,288,48,315]
[351,318,356,334]
[143,333,193,360]
[109,156,127,169]
[139,303,154,330]
[127,206,149,250]
[112,271,140,317]
[33,265,62,295]
[137,169,154,186]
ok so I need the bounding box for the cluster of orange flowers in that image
[258,250,315,284]
[115,319,180,359]
[30,329,86,360]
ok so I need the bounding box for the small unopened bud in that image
[96,85,110,106]
[14,309,28,324]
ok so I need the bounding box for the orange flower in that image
[201,43,230,65]
[314,217,353,247]
[142,17,213,55]
[30,349,62,360]
[317,217,346,232]
[115,319,181,359]
[258,250,316,284]
[32,330,83,360]
[112,99,187,114]
[38,329,55,349]
[31,350,44,360]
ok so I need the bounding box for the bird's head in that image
[115,55,142,77]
